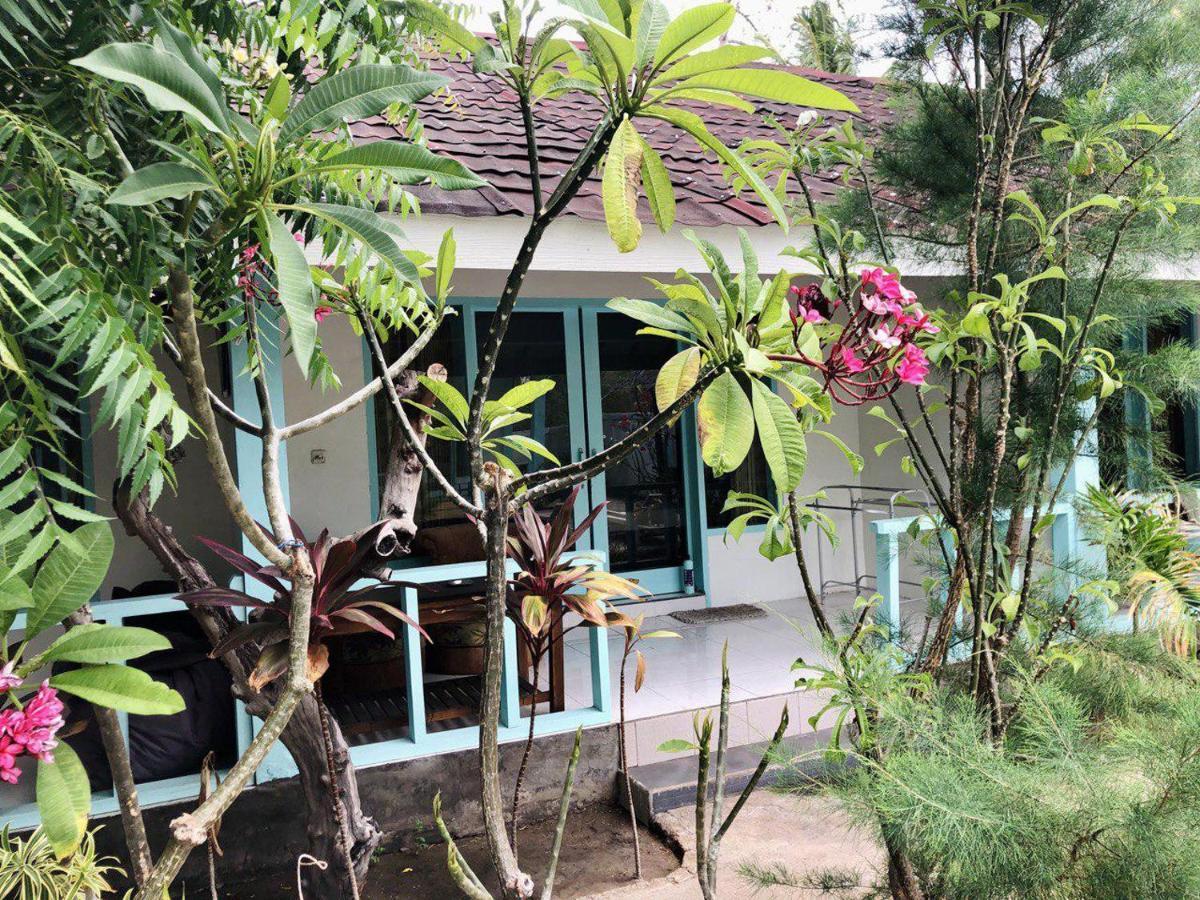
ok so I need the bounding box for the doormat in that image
[670,604,766,625]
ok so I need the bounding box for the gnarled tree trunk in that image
[112,363,441,896]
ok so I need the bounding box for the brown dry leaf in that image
[306,642,330,683]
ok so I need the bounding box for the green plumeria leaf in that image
[40,624,172,665]
[655,347,702,413]
[639,139,676,233]
[750,378,806,493]
[107,162,214,206]
[698,371,754,475]
[264,212,317,374]
[36,742,90,859]
[26,522,113,637]
[602,117,644,252]
[72,43,230,136]
[279,64,448,145]
[50,664,187,716]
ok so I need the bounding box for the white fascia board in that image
[386,213,956,277]
[304,212,1197,282]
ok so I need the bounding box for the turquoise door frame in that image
[580,305,696,596]
[364,297,712,598]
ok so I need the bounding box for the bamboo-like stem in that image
[618,646,642,879]
[433,792,492,900]
[712,705,788,845]
[704,645,731,893]
[694,718,712,900]
[540,727,583,900]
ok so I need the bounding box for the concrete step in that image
[616,728,842,824]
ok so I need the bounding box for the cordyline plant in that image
[503,485,644,858]
[183,520,427,899]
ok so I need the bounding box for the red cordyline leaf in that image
[196,537,288,595]
[177,587,274,609]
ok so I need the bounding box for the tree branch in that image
[359,307,482,518]
[278,314,442,441]
[166,268,291,569]
[515,367,719,508]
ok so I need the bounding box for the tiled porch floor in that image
[556,591,927,766]
[563,591,903,719]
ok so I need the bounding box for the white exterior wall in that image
[95,342,240,599]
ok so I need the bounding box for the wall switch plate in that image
[310,449,327,465]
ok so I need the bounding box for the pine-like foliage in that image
[829,634,1200,899]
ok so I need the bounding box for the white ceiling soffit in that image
[303,213,1194,282]
[389,213,958,278]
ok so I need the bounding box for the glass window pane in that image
[705,446,771,528]
[596,314,688,572]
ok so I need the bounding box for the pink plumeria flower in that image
[0,662,21,693]
[797,305,825,324]
[900,307,941,335]
[896,343,930,385]
[839,346,867,374]
[862,292,892,316]
[0,734,21,784]
[314,306,334,323]
[870,326,901,350]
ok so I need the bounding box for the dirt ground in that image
[582,792,884,899]
[230,802,678,898]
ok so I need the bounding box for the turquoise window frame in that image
[362,297,712,598]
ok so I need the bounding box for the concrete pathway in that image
[581,792,884,899]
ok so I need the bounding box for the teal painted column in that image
[680,404,710,600]
[229,312,298,782]
[871,521,901,643]
[401,587,427,744]
[588,623,611,717]
[1123,326,1152,489]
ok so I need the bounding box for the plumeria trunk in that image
[67,607,153,886]
[479,494,532,899]
[114,485,381,897]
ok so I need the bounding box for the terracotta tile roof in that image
[349,53,904,228]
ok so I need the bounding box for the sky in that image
[463,1,900,77]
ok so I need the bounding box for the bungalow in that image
[1,46,1191,874]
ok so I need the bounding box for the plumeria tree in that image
[715,2,1200,897]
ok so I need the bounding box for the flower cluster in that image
[237,243,273,304]
[238,238,334,325]
[0,682,65,784]
[785,267,936,405]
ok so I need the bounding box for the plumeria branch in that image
[357,306,482,518]
[514,368,721,508]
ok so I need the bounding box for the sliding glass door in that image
[377,301,696,596]
[581,310,690,595]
